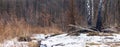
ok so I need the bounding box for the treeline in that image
[0,0,120,31]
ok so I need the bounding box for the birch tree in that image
[86,0,92,26]
[86,0,94,27]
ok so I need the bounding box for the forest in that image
[0,0,120,47]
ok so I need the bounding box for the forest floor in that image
[1,32,120,47]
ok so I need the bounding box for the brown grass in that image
[0,17,63,43]
[87,32,113,36]
[87,32,99,36]
[28,41,40,47]
[86,42,101,45]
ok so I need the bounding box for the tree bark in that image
[86,0,92,26]
[69,0,75,25]
[96,0,103,31]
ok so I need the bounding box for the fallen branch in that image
[68,24,98,32]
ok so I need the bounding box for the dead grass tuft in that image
[87,32,99,36]
[28,41,40,47]
[86,42,101,45]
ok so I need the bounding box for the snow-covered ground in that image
[1,33,120,47]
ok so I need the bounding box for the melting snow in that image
[1,33,120,47]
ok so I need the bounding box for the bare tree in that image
[69,0,75,25]
[96,0,103,31]
[86,0,92,26]
[91,0,94,24]
[86,0,94,27]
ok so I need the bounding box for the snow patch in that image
[1,33,120,47]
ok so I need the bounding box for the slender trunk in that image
[96,0,103,31]
[91,0,94,24]
[86,0,92,26]
[70,0,75,25]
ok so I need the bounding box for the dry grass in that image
[87,32,113,36]
[86,42,101,45]
[87,32,99,36]
[111,43,120,47]
[28,41,40,47]
[0,17,63,43]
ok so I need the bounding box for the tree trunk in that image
[86,0,92,26]
[96,0,103,31]
[69,0,75,25]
